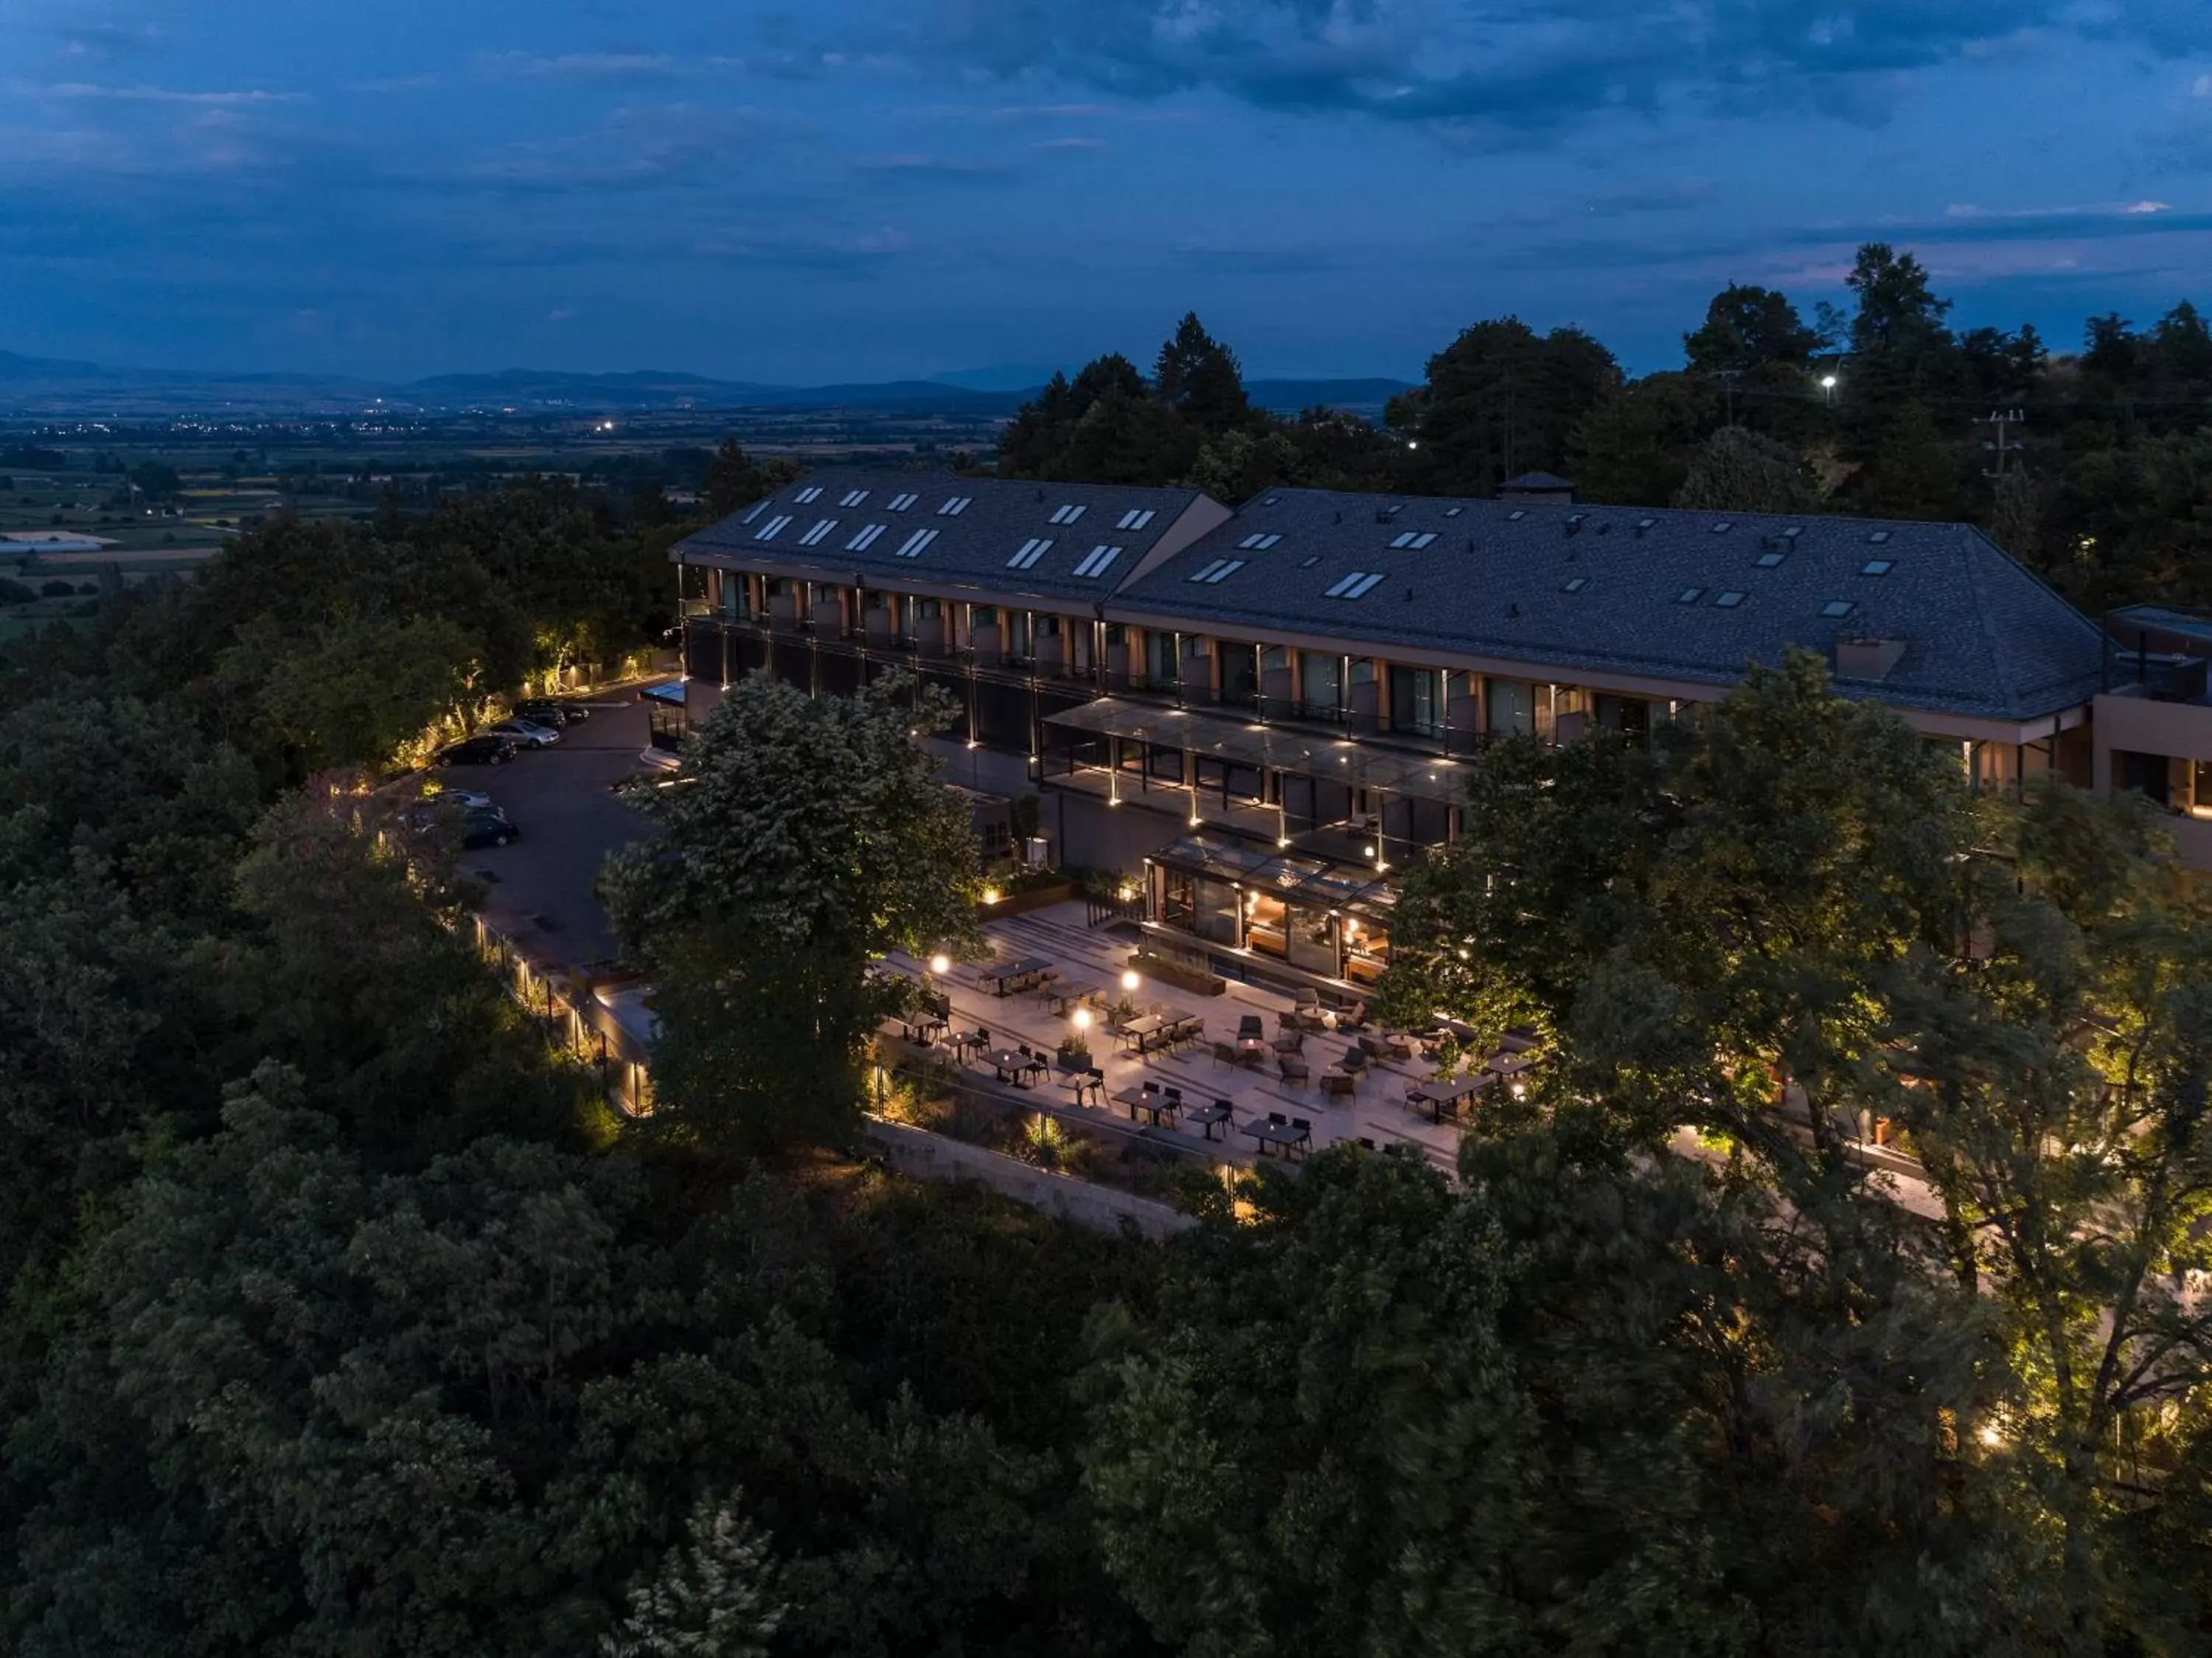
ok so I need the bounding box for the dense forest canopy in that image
[998,249,2212,617]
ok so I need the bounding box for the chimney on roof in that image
[1834,637,1908,681]
[1499,471,1576,505]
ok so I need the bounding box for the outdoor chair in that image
[1297,1006,1333,1032]
[1276,1009,1300,1032]
[1357,1137,1377,1151]
[1268,1111,1288,1126]
[1212,1041,1243,1069]
[1278,1053,1310,1085]
[1340,1047,1368,1075]
[1163,1086,1183,1106]
[1237,1014,1264,1041]
[1290,1116,1313,1151]
[1321,1072,1354,1101]
[1293,987,1321,1011]
[1357,1033,1390,1061]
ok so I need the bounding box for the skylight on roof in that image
[1714,590,1746,608]
[1298,555,1320,568]
[1756,551,1787,569]
[1116,507,1156,531]
[838,489,869,507]
[1188,558,1245,584]
[1862,558,1895,576]
[1048,503,1087,525]
[796,518,838,547]
[794,486,824,504]
[1868,530,1891,544]
[886,491,919,511]
[1635,516,1657,531]
[1006,537,1054,569]
[1781,525,1804,540]
[937,496,972,516]
[1386,530,1437,549]
[754,515,793,542]
[1562,576,1589,593]
[893,528,939,559]
[1378,503,1405,521]
[1444,506,1464,517]
[1820,600,1856,618]
[1567,512,1587,526]
[1710,521,1734,533]
[847,523,886,552]
[739,501,770,524]
[1325,571,1386,600]
[1262,495,1281,506]
[1675,586,1704,604]
[1237,532,1282,550]
[1507,509,1527,521]
[1072,544,1123,579]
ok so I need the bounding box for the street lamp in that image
[1819,373,1839,407]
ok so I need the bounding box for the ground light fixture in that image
[1121,968,1141,992]
[929,953,950,976]
[1071,1007,1092,1032]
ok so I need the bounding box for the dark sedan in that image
[435,735,518,767]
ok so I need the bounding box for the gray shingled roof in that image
[675,469,1206,605]
[1112,489,2104,722]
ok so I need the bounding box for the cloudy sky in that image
[6,1,2211,384]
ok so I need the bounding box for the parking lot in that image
[434,688,664,972]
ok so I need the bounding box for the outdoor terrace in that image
[881,901,1486,1174]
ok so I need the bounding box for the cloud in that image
[1175,245,1343,276]
[848,153,1016,185]
[27,80,305,105]
[888,0,2208,141]
[1579,178,1718,217]
[479,51,679,82]
[56,21,164,62]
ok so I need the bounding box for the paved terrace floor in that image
[886,901,1466,1176]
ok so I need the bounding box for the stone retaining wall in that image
[862,1117,1195,1239]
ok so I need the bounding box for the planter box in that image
[978,879,1078,918]
[1129,948,1227,997]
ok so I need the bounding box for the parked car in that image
[435,735,516,767]
[459,808,519,850]
[515,699,587,727]
[428,787,495,811]
[485,718,560,748]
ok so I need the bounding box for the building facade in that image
[672,468,2198,999]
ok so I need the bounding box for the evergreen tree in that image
[1152,311,1253,434]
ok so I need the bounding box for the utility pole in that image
[1715,369,1740,426]
[1980,408,2026,479]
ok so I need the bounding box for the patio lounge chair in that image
[1278,1052,1310,1085]
[1237,1014,1265,1041]
[1321,1072,1355,1101]
[1212,1040,1244,1069]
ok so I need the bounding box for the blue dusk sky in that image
[5,1,2212,384]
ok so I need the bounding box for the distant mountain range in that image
[0,350,1411,420]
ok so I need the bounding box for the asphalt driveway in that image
[439,688,664,972]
